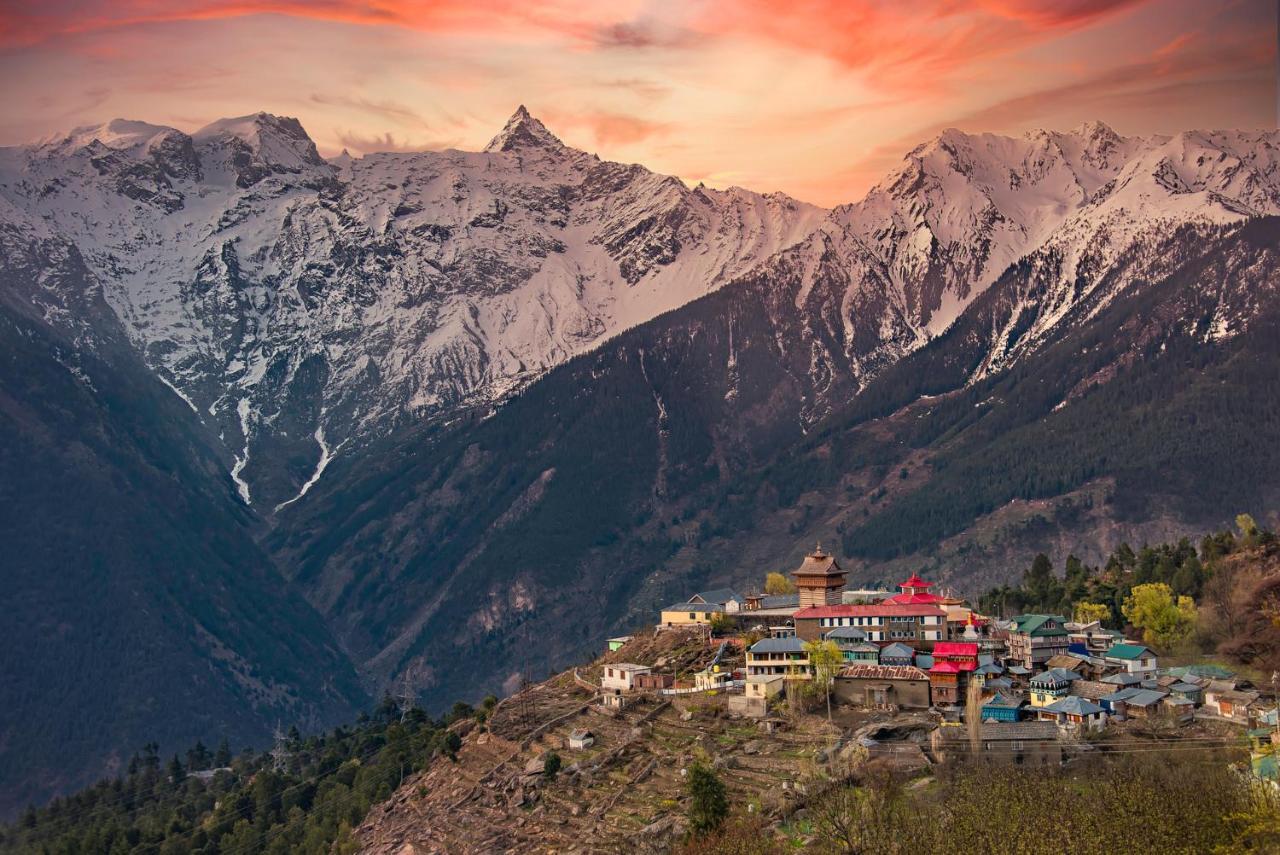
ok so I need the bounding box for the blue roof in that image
[1100,687,1143,702]
[1122,689,1169,707]
[663,600,725,613]
[692,588,743,605]
[749,637,807,654]
[984,677,1014,690]
[915,655,934,670]
[1008,665,1032,675]
[1031,668,1083,686]
[975,663,1004,676]
[1170,682,1202,693]
[1102,672,1144,686]
[825,626,868,641]
[880,642,914,659]
[983,693,1025,709]
[1043,696,1104,716]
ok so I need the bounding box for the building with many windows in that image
[745,636,811,678]
[1006,614,1070,669]
[794,603,946,643]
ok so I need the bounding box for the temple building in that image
[791,545,848,608]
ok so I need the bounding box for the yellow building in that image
[1028,668,1081,707]
[659,601,725,627]
[745,674,786,700]
[658,588,742,627]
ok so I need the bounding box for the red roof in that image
[929,660,977,674]
[932,642,979,657]
[794,603,945,619]
[902,573,933,589]
[883,592,948,605]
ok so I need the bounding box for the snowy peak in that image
[41,119,185,157]
[484,105,567,154]
[192,112,327,186]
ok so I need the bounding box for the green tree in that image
[709,612,735,635]
[686,761,729,835]
[1121,583,1197,650]
[764,572,795,595]
[804,639,843,720]
[1023,553,1063,611]
[543,751,562,779]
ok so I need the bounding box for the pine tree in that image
[686,761,729,835]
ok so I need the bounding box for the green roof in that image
[1011,614,1068,637]
[1106,643,1154,660]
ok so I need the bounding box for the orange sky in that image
[0,0,1274,205]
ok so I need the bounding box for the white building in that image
[601,663,651,692]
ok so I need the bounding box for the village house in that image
[973,660,1004,687]
[1103,643,1158,676]
[931,721,1064,765]
[1205,683,1261,722]
[833,664,932,709]
[1006,614,1070,670]
[745,636,811,678]
[795,603,946,643]
[879,642,916,666]
[1037,696,1107,732]
[1118,689,1169,720]
[1044,653,1090,675]
[1029,668,1082,707]
[659,600,725,628]
[1168,681,1205,705]
[929,641,979,706]
[1101,671,1144,688]
[1065,620,1124,658]
[824,627,879,662]
[694,667,734,691]
[600,663,651,692]
[980,693,1026,722]
[567,729,594,750]
[1098,686,1143,719]
[1068,679,1115,705]
[983,675,1015,693]
[632,672,674,691]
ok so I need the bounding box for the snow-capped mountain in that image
[0,107,824,509]
[746,121,1280,422]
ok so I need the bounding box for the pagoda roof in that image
[933,642,979,657]
[791,548,845,578]
[901,573,933,588]
[929,660,977,674]
[883,591,948,605]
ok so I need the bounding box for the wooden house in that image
[1037,696,1107,732]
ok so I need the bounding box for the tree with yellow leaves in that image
[1121,582,1197,650]
[764,571,795,595]
[1073,601,1112,626]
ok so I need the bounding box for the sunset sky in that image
[1,0,1274,205]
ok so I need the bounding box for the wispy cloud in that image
[333,129,462,154]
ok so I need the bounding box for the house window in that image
[689,613,696,620]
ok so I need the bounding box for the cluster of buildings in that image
[641,548,1280,754]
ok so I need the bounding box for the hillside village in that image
[350,546,1280,853]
